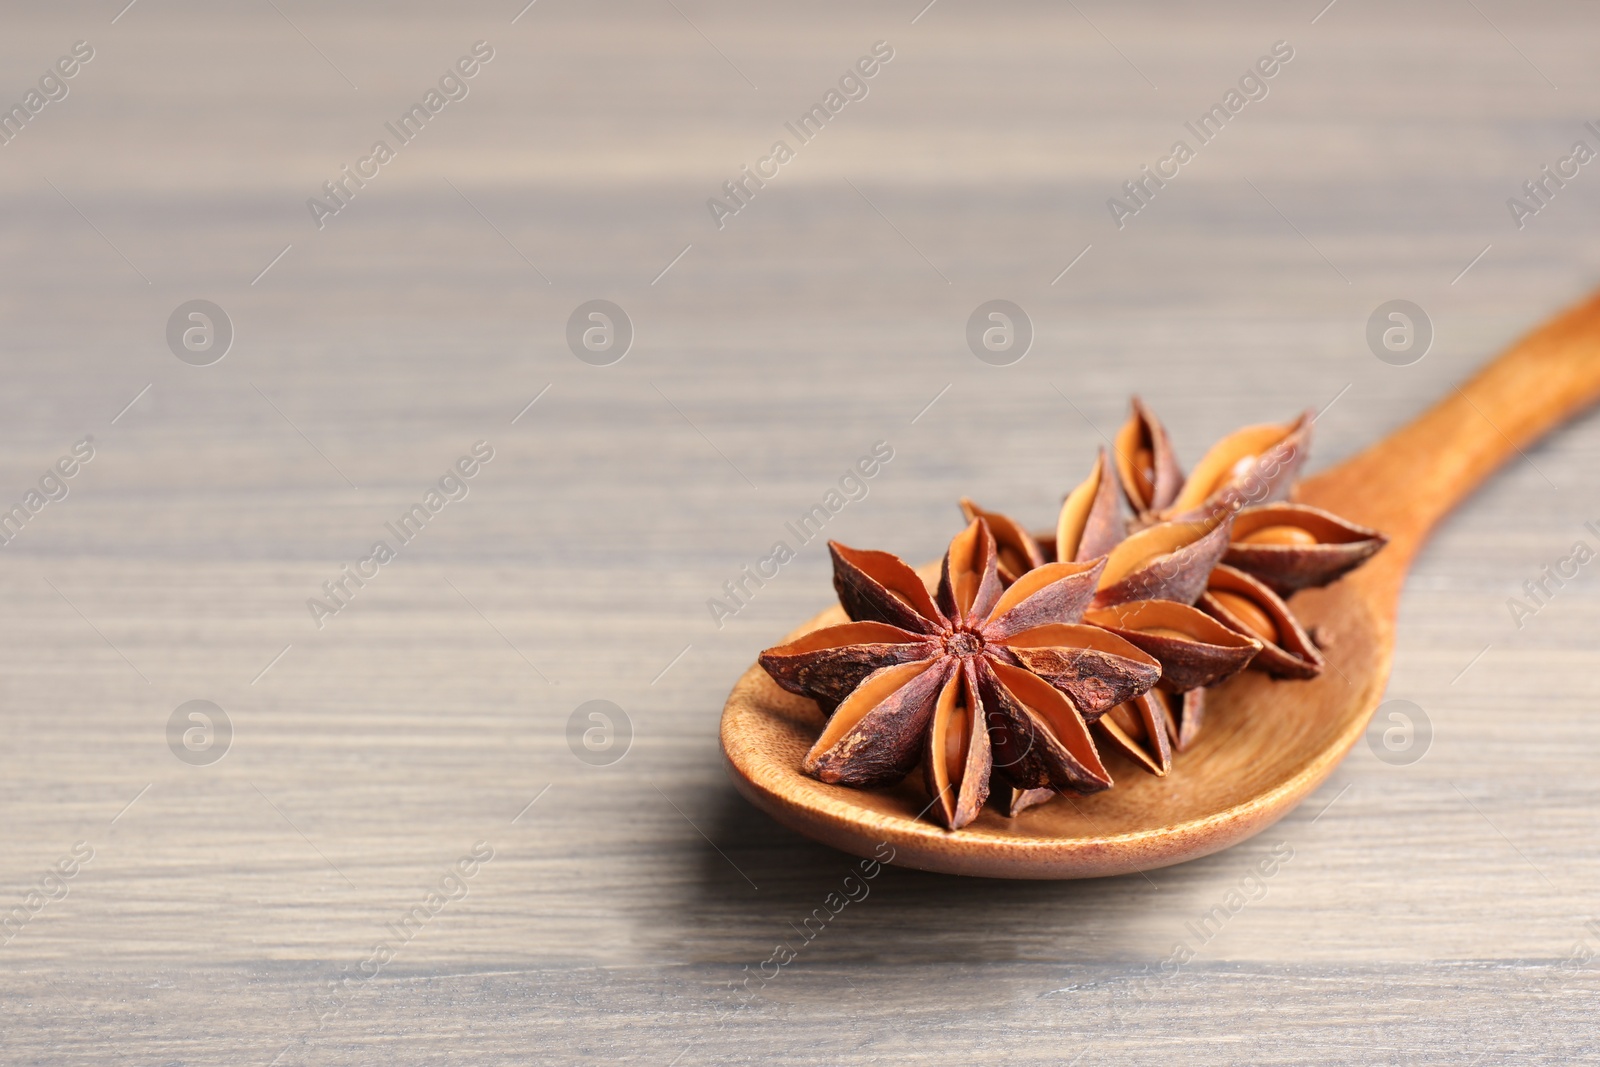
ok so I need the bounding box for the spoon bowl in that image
[721,291,1600,877]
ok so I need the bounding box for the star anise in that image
[1136,403,1314,525]
[1107,399,1389,686]
[960,453,1263,789]
[752,395,1391,827]
[963,449,1237,607]
[1223,503,1388,597]
[758,519,1163,829]
[1083,598,1259,750]
[1114,396,1184,519]
[1201,563,1322,677]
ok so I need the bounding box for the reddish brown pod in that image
[1200,564,1323,679]
[1224,503,1388,596]
[1092,515,1235,608]
[1083,599,1261,693]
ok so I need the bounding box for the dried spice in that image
[1223,502,1387,596]
[964,451,1232,612]
[1082,599,1260,693]
[759,520,1162,829]
[1099,399,1386,726]
[956,454,1266,801]
[1092,514,1234,607]
[1110,399,1386,623]
[994,781,1059,817]
[1096,690,1173,775]
[1159,409,1313,523]
[1111,402,1386,598]
[969,400,1385,791]
[1113,396,1184,519]
[756,394,1389,831]
[1199,564,1323,678]
[1000,685,1194,814]
[1166,687,1207,754]
[1079,602,1256,766]
[1055,449,1126,563]
[958,498,1045,585]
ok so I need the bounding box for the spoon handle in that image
[1300,289,1600,583]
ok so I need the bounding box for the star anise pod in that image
[998,686,1207,816]
[1199,563,1323,678]
[1082,599,1260,752]
[1113,396,1185,519]
[1137,404,1314,525]
[960,454,1262,789]
[758,519,1163,829]
[1222,503,1388,597]
[963,449,1236,608]
[1113,399,1386,587]
[1108,400,1389,686]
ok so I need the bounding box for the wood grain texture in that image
[4,0,1600,1063]
[1306,290,1600,586]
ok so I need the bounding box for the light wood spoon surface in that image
[720,291,1600,878]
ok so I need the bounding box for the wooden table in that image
[3,1,1598,1062]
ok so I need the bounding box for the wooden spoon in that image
[720,291,1600,878]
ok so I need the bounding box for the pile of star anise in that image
[759,399,1387,830]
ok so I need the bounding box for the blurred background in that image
[2,1,1598,1063]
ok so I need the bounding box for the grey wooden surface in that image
[3,0,1600,1063]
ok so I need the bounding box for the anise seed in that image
[1211,591,1277,643]
[1239,524,1318,547]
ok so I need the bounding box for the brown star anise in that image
[1109,399,1387,684]
[960,453,1264,790]
[1153,407,1313,523]
[759,519,1163,829]
[752,395,1391,828]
